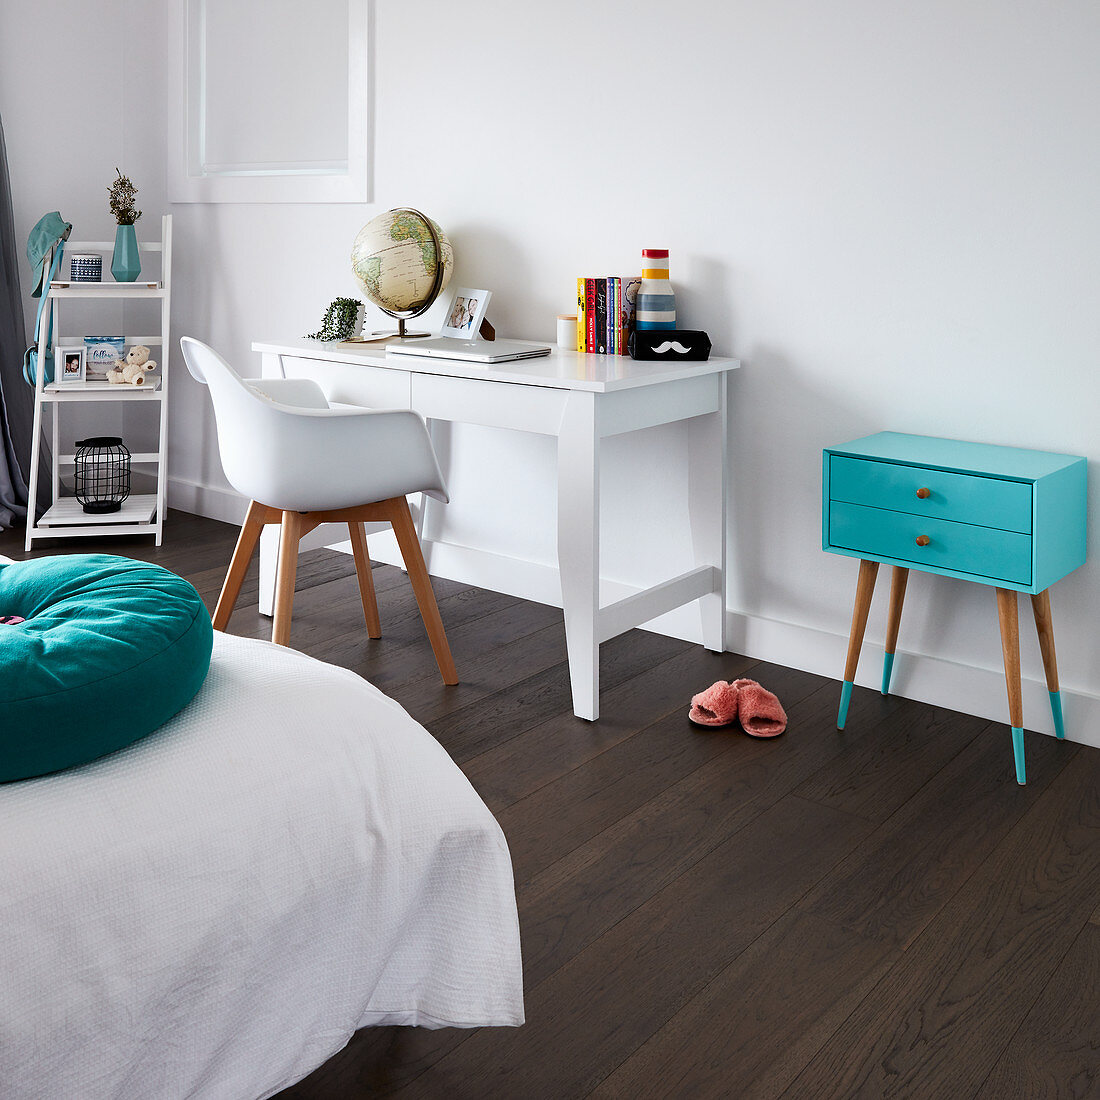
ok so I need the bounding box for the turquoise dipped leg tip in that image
[837,680,854,730]
[1011,726,1026,785]
[1049,691,1065,739]
[881,651,895,696]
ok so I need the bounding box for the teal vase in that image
[111,224,141,282]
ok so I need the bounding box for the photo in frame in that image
[56,345,86,384]
[441,288,491,339]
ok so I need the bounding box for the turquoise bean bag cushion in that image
[0,554,213,782]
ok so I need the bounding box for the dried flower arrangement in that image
[108,169,142,226]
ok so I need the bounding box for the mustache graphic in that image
[650,340,692,355]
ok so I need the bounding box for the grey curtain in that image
[0,112,30,529]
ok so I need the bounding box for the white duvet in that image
[0,632,523,1099]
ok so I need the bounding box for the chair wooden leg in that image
[348,521,382,639]
[838,558,879,729]
[212,499,268,632]
[387,497,458,685]
[272,511,305,647]
[1030,588,1065,739]
[882,566,909,695]
[995,587,1026,784]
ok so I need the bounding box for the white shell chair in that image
[180,337,457,684]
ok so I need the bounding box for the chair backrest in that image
[180,337,316,504]
[180,336,449,512]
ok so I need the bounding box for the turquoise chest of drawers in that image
[823,432,1087,784]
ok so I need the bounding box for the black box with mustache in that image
[628,329,712,361]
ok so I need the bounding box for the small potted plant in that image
[108,169,142,282]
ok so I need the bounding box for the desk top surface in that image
[253,337,740,393]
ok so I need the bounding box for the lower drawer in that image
[829,502,1032,585]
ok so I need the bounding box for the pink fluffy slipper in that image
[688,680,741,727]
[732,678,787,738]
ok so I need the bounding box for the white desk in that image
[252,337,741,720]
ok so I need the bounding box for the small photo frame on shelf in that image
[56,345,86,384]
[441,288,492,339]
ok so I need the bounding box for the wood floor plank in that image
[794,699,988,822]
[800,723,1074,950]
[975,922,1100,1098]
[517,681,905,989]
[398,621,569,727]
[275,1026,471,1099]
[785,747,1100,1099]
[395,795,872,1099]
[365,597,562,700]
[460,645,761,813]
[593,909,901,1100]
[497,659,830,884]
[426,627,693,764]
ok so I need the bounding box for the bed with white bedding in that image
[0,629,523,1099]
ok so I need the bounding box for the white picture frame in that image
[441,288,492,339]
[56,346,86,384]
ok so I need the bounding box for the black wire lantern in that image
[74,437,131,514]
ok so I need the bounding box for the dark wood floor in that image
[6,512,1100,1098]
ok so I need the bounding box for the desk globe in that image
[351,208,454,338]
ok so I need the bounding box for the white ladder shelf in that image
[25,214,172,549]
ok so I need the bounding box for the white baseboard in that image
[168,476,248,526]
[175,487,1100,751]
[718,610,1100,750]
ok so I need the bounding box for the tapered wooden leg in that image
[272,511,304,647]
[212,500,268,631]
[348,521,382,639]
[387,497,458,685]
[1030,588,1065,739]
[995,587,1026,784]
[838,559,879,729]
[882,566,909,695]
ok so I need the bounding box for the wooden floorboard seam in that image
[575,794,891,1096]
[968,919,1090,1099]
[459,652,768,811]
[513,679,846,909]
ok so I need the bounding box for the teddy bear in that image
[107,344,157,386]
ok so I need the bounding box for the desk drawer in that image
[830,501,1032,585]
[281,357,412,409]
[830,456,1032,534]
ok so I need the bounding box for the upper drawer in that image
[279,356,412,410]
[829,455,1032,534]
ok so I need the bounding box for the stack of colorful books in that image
[576,276,641,354]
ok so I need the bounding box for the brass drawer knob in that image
[916,487,931,499]
[915,535,931,547]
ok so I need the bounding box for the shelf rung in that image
[29,523,160,539]
[57,452,160,464]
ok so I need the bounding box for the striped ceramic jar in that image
[635,248,676,331]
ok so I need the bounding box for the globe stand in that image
[371,316,433,339]
[366,208,447,340]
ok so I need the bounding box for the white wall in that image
[1,0,169,468]
[7,2,1100,741]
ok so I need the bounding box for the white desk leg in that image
[557,391,600,721]
[689,375,728,652]
[257,352,284,617]
[418,417,446,568]
[259,524,278,617]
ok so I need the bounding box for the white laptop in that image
[387,338,552,364]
